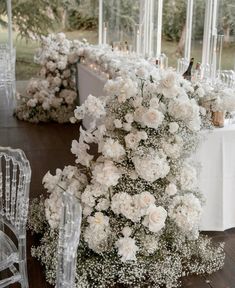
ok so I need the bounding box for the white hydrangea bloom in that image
[92,160,122,188]
[180,163,197,190]
[132,150,170,183]
[168,98,201,131]
[162,142,181,159]
[44,191,63,229]
[169,193,202,235]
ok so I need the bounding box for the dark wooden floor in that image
[1,89,235,288]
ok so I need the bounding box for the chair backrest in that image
[56,192,82,288]
[0,146,31,237]
[0,44,16,82]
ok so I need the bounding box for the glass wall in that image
[217,0,235,70]
[102,0,140,51]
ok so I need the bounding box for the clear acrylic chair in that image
[0,147,31,288]
[56,192,82,288]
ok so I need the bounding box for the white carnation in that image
[101,138,125,161]
[141,108,164,130]
[116,236,138,262]
[114,119,122,128]
[169,122,179,133]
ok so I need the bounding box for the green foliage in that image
[0,0,64,39]
[103,0,139,34]
[67,10,98,30]
[163,0,187,42]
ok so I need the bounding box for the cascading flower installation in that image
[14,33,86,123]
[29,67,225,287]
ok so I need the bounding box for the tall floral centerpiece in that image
[15,33,85,123]
[29,67,224,287]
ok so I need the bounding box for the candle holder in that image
[156,53,168,70]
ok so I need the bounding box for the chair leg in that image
[19,260,28,288]
[18,238,29,288]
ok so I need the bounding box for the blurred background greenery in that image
[0,0,234,80]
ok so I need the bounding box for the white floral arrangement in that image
[29,67,224,287]
[14,33,86,123]
[196,82,235,114]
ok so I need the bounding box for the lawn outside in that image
[0,29,234,81]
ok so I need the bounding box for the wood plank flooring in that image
[0,86,235,288]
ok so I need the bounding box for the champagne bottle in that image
[183,57,194,81]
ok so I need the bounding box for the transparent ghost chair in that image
[0,147,31,288]
[56,192,82,288]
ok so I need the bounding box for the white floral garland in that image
[28,48,225,287]
[14,33,87,123]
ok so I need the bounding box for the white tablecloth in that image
[196,123,235,231]
[77,64,235,231]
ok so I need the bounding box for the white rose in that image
[161,73,175,88]
[143,205,167,233]
[137,191,155,209]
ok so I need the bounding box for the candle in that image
[184,0,194,61]
[149,0,154,56]
[202,0,213,78]
[136,30,140,54]
[103,25,107,45]
[98,0,103,45]
[143,0,148,55]
[156,0,163,57]
[7,0,13,52]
